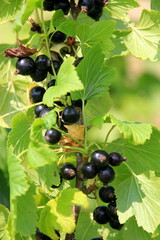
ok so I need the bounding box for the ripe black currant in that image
[49,31,66,43]
[34,104,48,118]
[30,68,48,82]
[109,217,124,230]
[45,128,61,144]
[29,86,46,104]
[35,55,51,70]
[79,0,95,13]
[62,106,80,124]
[90,150,109,170]
[98,166,115,184]
[108,201,117,217]
[109,152,126,166]
[81,162,97,179]
[39,107,53,118]
[16,57,35,75]
[43,1,55,11]
[99,186,116,203]
[61,163,77,180]
[48,60,61,75]
[47,79,56,88]
[93,206,110,224]
[35,229,51,240]
[95,0,106,7]
[88,5,103,21]
[54,1,70,15]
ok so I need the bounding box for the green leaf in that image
[151,0,160,11]
[113,166,160,233]
[72,45,114,100]
[0,0,24,22]
[27,141,58,168]
[0,205,9,239]
[124,10,160,61]
[76,20,115,54]
[84,93,112,126]
[38,188,88,237]
[7,146,29,201]
[43,57,84,106]
[12,185,37,236]
[0,170,10,208]
[106,0,140,21]
[14,0,42,32]
[52,9,66,27]
[0,127,7,171]
[107,128,160,175]
[75,211,100,240]
[7,112,33,154]
[110,30,129,57]
[107,114,152,145]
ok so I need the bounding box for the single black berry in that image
[98,166,115,184]
[93,206,110,224]
[87,5,103,21]
[48,60,61,75]
[45,128,61,144]
[16,57,35,75]
[54,1,70,15]
[79,0,95,13]
[61,163,77,180]
[49,31,66,43]
[81,162,97,179]
[35,229,51,240]
[47,79,56,88]
[39,107,54,118]
[109,152,126,166]
[90,150,109,170]
[30,68,48,82]
[62,106,80,124]
[95,0,106,7]
[109,217,124,231]
[99,186,116,203]
[91,238,103,240]
[35,55,51,70]
[108,201,117,217]
[29,86,45,104]
[34,104,48,117]
[43,0,55,11]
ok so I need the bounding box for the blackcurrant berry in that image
[72,99,83,108]
[108,201,117,217]
[47,79,56,88]
[49,31,66,43]
[35,229,51,240]
[16,57,35,75]
[39,107,54,118]
[30,68,48,82]
[98,166,115,184]
[81,162,97,179]
[45,128,61,144]
[62,106,80,124]
[54,1,70,15]
[95,0,106,7]
[109,152,126,166]
[109,217,124,231]
[48,60,61,75]
[90,150,109,170]
[43,0,55,11]
[61,163,77,180]
[29,86,46,104]
[34,104,48,118]
[87,5,103,21]
[79,0,95,13]
[91,238,103,240]
[99,186,116,203]
[35,55,51,70]
[93,206,110,224]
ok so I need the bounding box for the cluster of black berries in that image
[79,0,109,21]
[43,0,70,15]
[81,150,126,230]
